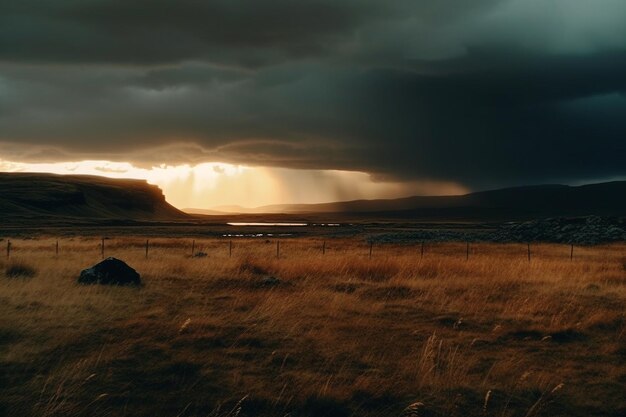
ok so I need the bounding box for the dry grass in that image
[0,237,624,417]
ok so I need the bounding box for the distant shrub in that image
[238,256,270,275]
[5,262,37,278]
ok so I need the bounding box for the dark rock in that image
[78,257,141,285]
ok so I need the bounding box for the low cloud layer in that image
[1,0,625,189]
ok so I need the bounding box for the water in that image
[227,222,308,227]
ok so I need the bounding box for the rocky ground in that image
[370,216,626,245]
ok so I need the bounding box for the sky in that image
[1,0,625,208]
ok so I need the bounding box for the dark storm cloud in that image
[1,0,625,188]
[0,0,504,66]
[0,0,387,66]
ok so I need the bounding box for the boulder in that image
[78,257,141,285]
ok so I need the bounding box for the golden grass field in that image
[0,237,624,417]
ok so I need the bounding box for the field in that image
[1,236,625,417]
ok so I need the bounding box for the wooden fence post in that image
[229,240,232,258]
[191,240,195,256]
[101,238,105,259]
[466,242,470,260]
[322,241,326,255]
[527,243,531,262]
[6,240,10,258]
[56,239,59,257]
[570,244,574,261]
[420,241,424,259]
[145,240,149,259]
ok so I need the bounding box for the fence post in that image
[276,241,280,259]
[101,238,105,259]
[420,241,424,259]
[527,243,531,262]
[466,242,470,260]
[6,240,10,258]
[191,240,195,256]
[369,242,373,259]
[56,239,59,257]
[322,240,326,255]
[570,244,574,261]
[145,239,149,259]
[229,240,232,258]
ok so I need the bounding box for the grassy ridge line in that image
[0,172,189,222]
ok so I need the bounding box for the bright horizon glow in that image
[0,159,469,209]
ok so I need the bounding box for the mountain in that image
[0,173,189,224]
[195,182,626,220]
[2,173,624,225]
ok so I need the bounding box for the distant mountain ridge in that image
[1,173,624,225]
[0,172,188,223]
[188,181,626,220]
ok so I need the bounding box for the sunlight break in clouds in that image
[0,159,468,209]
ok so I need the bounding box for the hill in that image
[0,173,189,224]
[196,182,626,220]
